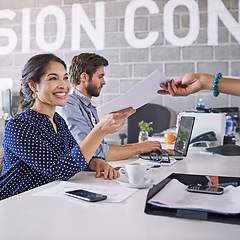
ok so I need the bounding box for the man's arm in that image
[106,141,161,161]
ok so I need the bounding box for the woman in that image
[0,54,135,200]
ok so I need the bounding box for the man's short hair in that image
[69,53,109,86]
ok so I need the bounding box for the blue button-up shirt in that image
[57,88,109,160]
[0,108,87,200]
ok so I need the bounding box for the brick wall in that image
[0,0,239,144]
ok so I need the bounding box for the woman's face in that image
[35,61,71,108]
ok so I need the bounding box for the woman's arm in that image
[58,102,109,160]
[4,119,84,181]
[3,108,134,180]
[79,107,135,162]
[158,73,240,97]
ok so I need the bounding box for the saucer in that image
[117,177,153,189]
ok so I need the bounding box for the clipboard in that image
[145,173,240,225]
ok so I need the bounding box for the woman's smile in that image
[53,91,68,99]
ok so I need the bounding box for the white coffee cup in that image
[119,163,147,185]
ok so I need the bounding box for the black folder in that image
[145,173,240,225]
[206,144,240,156]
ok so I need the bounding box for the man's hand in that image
[138,141,162,154]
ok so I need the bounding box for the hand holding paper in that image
[97,70,169,113]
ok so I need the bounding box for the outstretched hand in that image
[158,74,204,97]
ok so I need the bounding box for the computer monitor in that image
[174,116,195,156]
[2,89,12,118]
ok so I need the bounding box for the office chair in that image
[121,103,171,144]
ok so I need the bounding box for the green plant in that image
[138,120,153,133]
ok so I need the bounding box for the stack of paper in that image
[34,181,137,203]
[133,158,177,167]
[148,179,240,215]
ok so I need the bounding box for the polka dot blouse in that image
[0,108,88,200]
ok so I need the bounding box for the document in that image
[148,179,240,214]
[97,70,169,113]
[34,181,138,203]
[133,158,177,167]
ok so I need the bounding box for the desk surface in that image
[1,147,240,240]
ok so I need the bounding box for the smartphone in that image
[65,189,107,202]
[187,185,224,195]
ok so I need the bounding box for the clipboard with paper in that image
[145,173,240,225]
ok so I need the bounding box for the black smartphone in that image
[65,189,107,202]
[187,185,224,195]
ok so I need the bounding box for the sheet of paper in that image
[148,179,240,214]
[133,158,177,167]
[34,181,138,203]
[97,70,169,113]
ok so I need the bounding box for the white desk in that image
[0,147,240,240]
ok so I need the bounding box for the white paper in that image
[97,70,169,113]
[133,158,177,167]
[148,179,240,214]
[34,181,138,203]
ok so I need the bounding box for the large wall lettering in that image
[0,0,239,54]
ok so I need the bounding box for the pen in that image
[200,151,214,155]
[151,165,161,168]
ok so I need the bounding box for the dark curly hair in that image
[19,53,67,111]
[69,53,108,87]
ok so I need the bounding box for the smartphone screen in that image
[65,189,107,202]
[187,185,224,195]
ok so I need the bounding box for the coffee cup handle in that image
[119,167,126,175]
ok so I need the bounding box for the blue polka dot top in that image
[0,108,88,200]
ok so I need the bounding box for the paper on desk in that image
[133,158,177,167]
[148,179,240,214]
[34,181,137,203]
[97,70,169,113]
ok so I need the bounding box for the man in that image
[57,53,161,161]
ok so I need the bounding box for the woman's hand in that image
[98,107,136,135]
[89,158,120,180]
[158,73,206,97]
